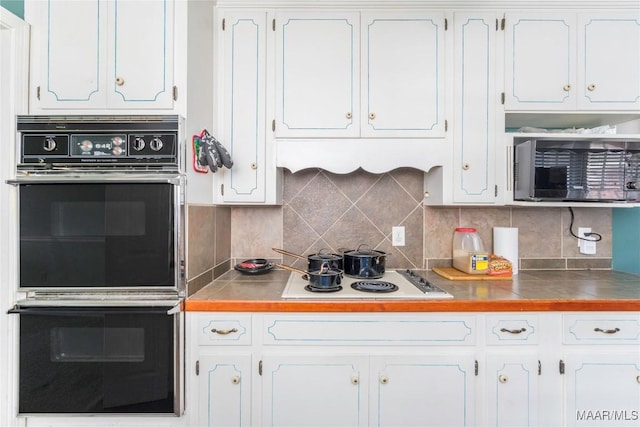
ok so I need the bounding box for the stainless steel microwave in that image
[513,136,640,202]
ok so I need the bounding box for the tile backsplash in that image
[187,169,612,290]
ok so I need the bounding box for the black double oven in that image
[7,116,185,416]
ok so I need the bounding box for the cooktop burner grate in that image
[305,284,343,293]
[351,281,398,293]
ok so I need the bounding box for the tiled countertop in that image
[186,269,640,312]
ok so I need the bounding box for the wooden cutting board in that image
[432,267,512,281]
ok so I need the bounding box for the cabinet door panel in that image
[564,352,640,426]
[371,354,476,426]
[578,14,640,109]
[275,12,359,137]
[220,12,267,202]
[36,0,107,108]
[452,13,497,203]
[486,353,540,427]
[361,13,445,137]
[505,13,576,110]
[199,354,252,427]
[262,354,367,427]
[109,0,174,108]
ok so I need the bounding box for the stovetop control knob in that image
[43,137,57,152]
[132,137,146,151]
[149,137,163,151]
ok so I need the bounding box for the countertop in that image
[186,269,640,312]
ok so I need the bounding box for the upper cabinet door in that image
[504,13,576,111]
[107,0,175,109]
[275,12,360,138]
[577,13,640,110]
[217,11,268,203]
[29,0,174,111]
[361,12,445,138]
[32,0,108,109]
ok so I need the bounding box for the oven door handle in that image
[7,305,180,316]
[6,175,184,185]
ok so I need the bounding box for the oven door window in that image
[19,183,175,288]
[18,307,175,413]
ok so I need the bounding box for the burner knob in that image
[43,137,57,152]
[149,137,163,151]
[132,137,146,151]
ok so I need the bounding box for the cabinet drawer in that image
[486,315,538,345]
[563,314,640,344]
[262,315,476,346]
[197,315,252,346]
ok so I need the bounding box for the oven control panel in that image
[20,133,178,166]
[16,115,182,169]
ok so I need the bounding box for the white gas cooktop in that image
[281,270,453,300]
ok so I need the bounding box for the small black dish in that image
[234,258,275,275]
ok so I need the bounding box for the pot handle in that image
[357,243,373,253]
[272,248,306,260]
[275,263,308,276]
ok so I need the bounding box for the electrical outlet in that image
[392,226,405,246]
[578,227,596,255]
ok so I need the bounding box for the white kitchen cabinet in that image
[274,11,445,139]
[504,11,640,111]
[371,354,476,426]
[26,0,175,111]
[561,313,640,427]
[213,10,282,205]
[189,314,253,427]
[274,11,360,138]
[451,12,500,204]
[485,315,542,427]
[425,11,502,205]
[261,314,477,426]
[261,354,368,427]
[198,354,252,427]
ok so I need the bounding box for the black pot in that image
[307,249,343,272]
[273,247,343,272]
[342,245,387,278]
[276,263,342,289]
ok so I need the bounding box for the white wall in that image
[0,8,29,427]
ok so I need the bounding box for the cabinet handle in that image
[231,375,241,384]
[500,327,526,334]
[462,163,470,171]
[594,327,620,334]
[345,112,352,119]
[369,112,376,120]
[211,328,238,335]
[637,376,640,384]
[563,84,571,91]
[115,77,125,86]
[350,376,359,385]
[250,162,258,170]
[587,83,596,92]
[380,375,389,384]
[499,374,508,383]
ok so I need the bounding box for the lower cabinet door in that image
[261,354,368,427]
[564,352,640,426]
[370,354,477,427]
[198,354,252,427]
[486,353,540,427]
